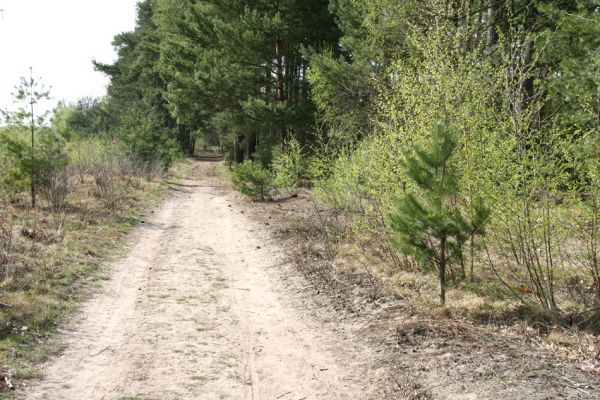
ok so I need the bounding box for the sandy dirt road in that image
[22,162,372,400]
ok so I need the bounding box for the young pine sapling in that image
[1,69,51,208]
[390,122,489,306]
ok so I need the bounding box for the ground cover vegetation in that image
[91,0,600,329]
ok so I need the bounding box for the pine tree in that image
[0,70,51,208]
[154,0,340,162]
[94,0,185,162]
[389,122,489,306]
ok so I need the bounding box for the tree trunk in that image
[486,0,499,55]
[30,122,35,209]
[189,132,196,155]
[246,133,257,160]
[521,2,538,130]
[469,234,475,282]
[30,67,36,209]
[234,135,244,164]
[276,34,285,103]
[276,33,285,144]
[176,124,192,154]
[439,236,447,306]
[301,60,308,101]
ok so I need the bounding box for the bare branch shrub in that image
[39,167,74,213]
[0,217,14,281]
[142,156,164,180]
[90,155,124,209]
[308,194,346,261]
[118,156,145,188]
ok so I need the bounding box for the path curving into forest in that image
[22,161,372,400]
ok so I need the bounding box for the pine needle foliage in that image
[390,122,489,306]
[232,160,275,202]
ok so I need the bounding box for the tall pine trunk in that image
[246,133,257,160]
[439,236,447,306]
[486,0,499,55]
[276,31,285,145]
[234,135,244,164]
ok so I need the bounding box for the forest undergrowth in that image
[233,180,600,399]
[226,5,600,345]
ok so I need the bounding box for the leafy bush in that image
[117,104,181,169]
[0,126,30,192]
[232,160,275,201]
[272,137,305,197]
[306,17,600,316]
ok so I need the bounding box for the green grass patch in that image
[212,281,229,289]
[190,375,209,383]
[12,366,42,380]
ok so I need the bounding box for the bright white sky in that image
[0,0,139,114]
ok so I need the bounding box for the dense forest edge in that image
[2,0,600,394]
[81,0,600,332]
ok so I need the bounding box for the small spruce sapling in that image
[232,160,275,201]
[390,122,489,306]
[1,70,51,208]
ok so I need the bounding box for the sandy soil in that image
[22,162,375,400]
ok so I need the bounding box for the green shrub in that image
[0,127,69,196]
[0,126,31,192]
[272,137,305,197]
[232,160,274,201]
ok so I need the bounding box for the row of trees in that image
[99,0,600,171]
[96,0,340,164]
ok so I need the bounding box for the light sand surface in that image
[23,162,370,400]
